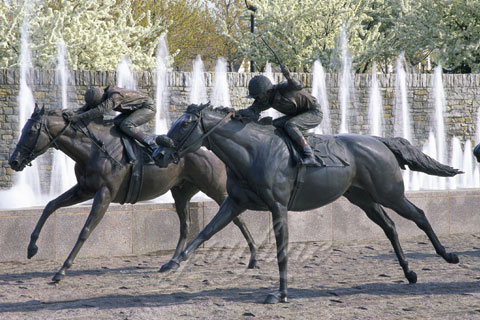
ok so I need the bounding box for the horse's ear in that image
[34,103,40,113]
[40,104,45,115]
[196,101,211,113]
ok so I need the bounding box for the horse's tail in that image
[473,143,480,162]
[375,136,462,177]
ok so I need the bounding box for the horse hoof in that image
[264,292,288,304]
[406,271,417,284]
[27,244,38,259]
[446,253,459,264]
[52,272,65,283]
[247,259,257,269]
[159,260,180,273]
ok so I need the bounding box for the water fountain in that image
[462,140,474,187]
[311,60,331,134]
[211,57,231,108]
[117,57,137,90]
[433,65,447,189]
[189,55,208,104]
[394,53,412,190]
[368,62,383,136]
[48,42,77,198]
[155,34,171,134]
[338,25,352,134]
[264,61,275,83]
[0,9,45,209]
[425,131,439,189]
[449,137,463,189]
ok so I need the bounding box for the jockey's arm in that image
[74,93,119,122]
[280,65,303,92]
[75,104,90,114]
[249,99,269,114]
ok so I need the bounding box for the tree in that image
[232,0,385,72]
[209,0,249,71]
[392,0,480,73]
[0,0,167,70]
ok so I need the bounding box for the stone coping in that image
[0,189,479,262]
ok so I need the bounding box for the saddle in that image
[277,128,350,167]
[119,135,156,205]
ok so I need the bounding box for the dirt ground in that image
[1,234,480,319]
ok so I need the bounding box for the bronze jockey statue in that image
[71,86,157,149]
[242,58,322,166]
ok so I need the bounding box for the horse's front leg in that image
[52,186,112,282]
[28,184,91,259]
[264,202,289,304]
[163,197,245,271]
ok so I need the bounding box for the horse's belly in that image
[289,166,352,211]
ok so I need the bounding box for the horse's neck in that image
[49,117,115,165]
[207,116,286,173]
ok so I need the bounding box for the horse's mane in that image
[45,108,64,117]
[195,105,278,135]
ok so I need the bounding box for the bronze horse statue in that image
[8,105,257,282]
[153,103,461,304]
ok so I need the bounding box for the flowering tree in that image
[234,0,384,72]
[392,0,480,73]
[0,0,167,70]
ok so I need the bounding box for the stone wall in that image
[1,69,480,190]
[1,189,480,262]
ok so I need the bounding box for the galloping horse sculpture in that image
[153,103,461,304]
[8,105,257,282]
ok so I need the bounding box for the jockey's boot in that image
[141,133,158,151]
[301,144,317,166]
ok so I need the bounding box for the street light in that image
[245,0,257,72]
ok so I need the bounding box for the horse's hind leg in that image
[232,216,257,269]
[159,183,200,273]
[344,187,417,283]
[28,184,91,259]
[387,196,459,264]
[52,186,112,282]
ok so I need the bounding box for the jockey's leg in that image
[284,122,316,166]
[119,107,156,149]
[284,109,322,166]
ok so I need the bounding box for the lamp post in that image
[245,1,257,72]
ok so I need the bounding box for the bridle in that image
[15,116,70,167]
[168,109,234,164]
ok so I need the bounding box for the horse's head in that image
[9,104,66,171]
[153,103,211,168]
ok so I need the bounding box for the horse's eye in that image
[181,122,189,128]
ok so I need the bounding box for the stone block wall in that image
[1,69,480,190]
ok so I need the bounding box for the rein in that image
[73,121,124,168]
[172,110,234,162]
[16,117,70,166]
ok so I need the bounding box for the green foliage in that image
[1,0,480,73]
[393,0,480,73]
[235,0,385,72]
[0,0,167,70]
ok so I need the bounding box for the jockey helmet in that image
[247,75,272,99]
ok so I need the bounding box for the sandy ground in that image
[1,234,480,319]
